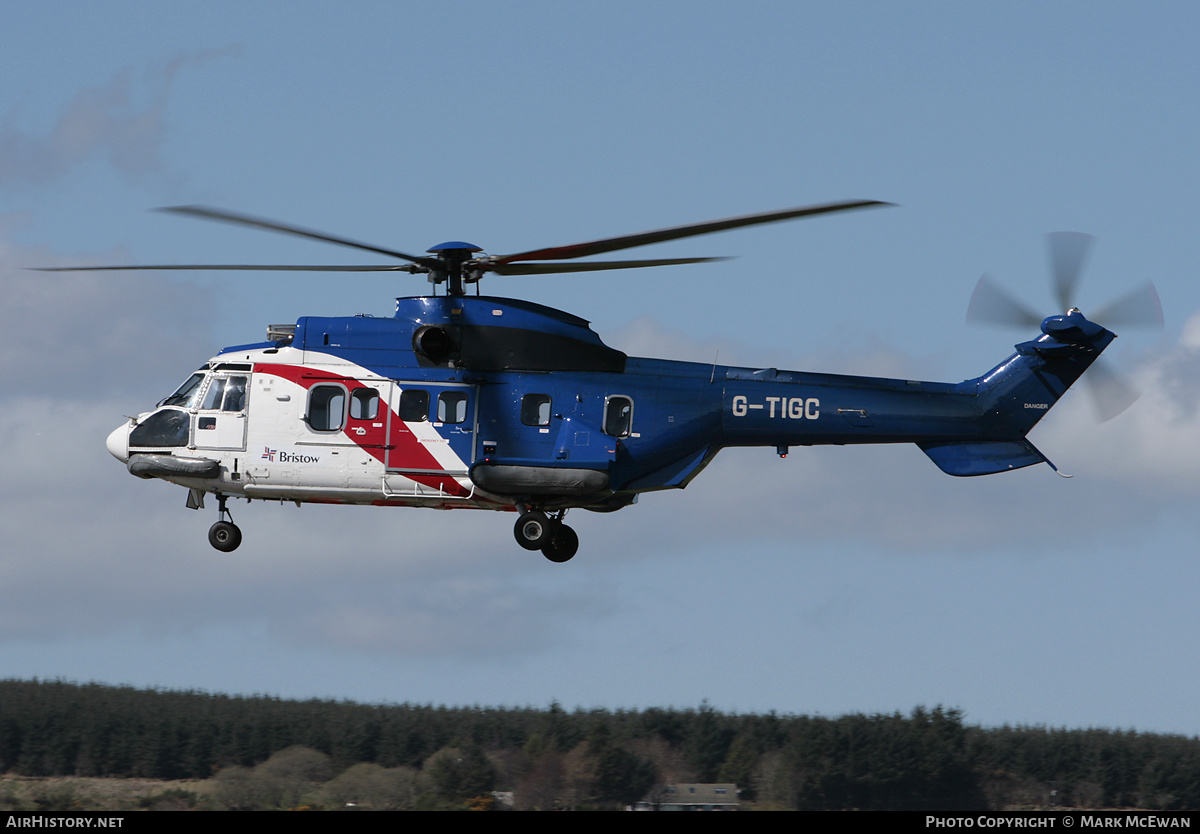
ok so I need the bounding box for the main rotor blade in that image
[1048,232,1093,311]
[491,257,729,275]
[1090,282,1164,329]
[34,264,416,272]
[966,275,1043,329]
[494,199,890,264]
[160,206,439,268]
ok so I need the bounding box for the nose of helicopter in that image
[106,422,130,463]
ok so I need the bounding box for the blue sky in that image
[3,2,1200,735]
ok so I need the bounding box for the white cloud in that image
[1042,314,1200,492]
[0,236,219,399]
[0,48,240,189]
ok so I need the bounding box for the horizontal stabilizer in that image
[918,439,1049,477]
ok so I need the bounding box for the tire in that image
[208,521,242,553]
[514,512,551,550]
[542,524,579,563]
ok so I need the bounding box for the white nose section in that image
[106,423,130,463]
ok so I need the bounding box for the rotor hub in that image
[426,242,484,295]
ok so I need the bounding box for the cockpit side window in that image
[223,377,247,411]
[195,375,250,412]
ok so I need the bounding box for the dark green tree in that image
[423,744,496,803]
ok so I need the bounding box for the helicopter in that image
[43,200,1161,562]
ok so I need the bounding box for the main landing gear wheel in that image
[514,511,552,550]
[208,520,242,553]
[541,524,578,563]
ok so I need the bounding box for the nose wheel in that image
[514,509,579,562]
[208,494,242,553]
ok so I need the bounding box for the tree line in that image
[1,678,1198,810]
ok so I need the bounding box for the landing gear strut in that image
[514,508,578,563]
[208,494,242,553]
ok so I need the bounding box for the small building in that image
[634,783,740,811]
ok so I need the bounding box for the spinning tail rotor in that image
[967,233,1162,421]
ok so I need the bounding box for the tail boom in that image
[718,311,1115,476]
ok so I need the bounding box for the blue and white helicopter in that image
[50,201,1160,562]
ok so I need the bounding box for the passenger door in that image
[385,382,477,479]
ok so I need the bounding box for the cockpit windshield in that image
[160,372,206,408]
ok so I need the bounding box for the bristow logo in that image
[261,446,321,464]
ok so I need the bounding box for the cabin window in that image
[603,395,633,437]
[308,384,347,432]
[438,391,469,424]
[350,389,379,421]
[521,394,552,426]
[399,389,430,422]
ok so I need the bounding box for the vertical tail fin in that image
[919,311,1114,476]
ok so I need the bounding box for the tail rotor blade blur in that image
[966,275,1043,329]
[1048,232,1093,311]
[1091,282,1164,330]
[1083,358,1140,422]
